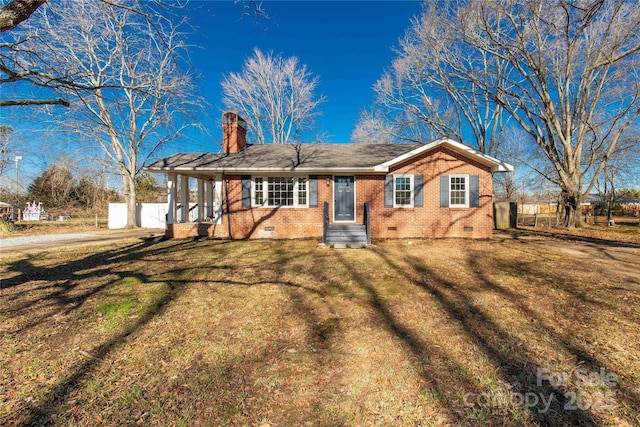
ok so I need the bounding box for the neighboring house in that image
[145,112,513,242]
[0,201,19,221]
[582,193,640,216]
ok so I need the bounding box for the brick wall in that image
[166,147,495,240]
[360,147,494,239]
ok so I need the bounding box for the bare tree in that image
[27,162,77,209]
[0,0,269,33]
[372,1,512,156]
[465,0,640,226]
[492,127,535,202]
[221,48,325,144]
[1,1,267,109]
[1,0,165,107]
[378,0,640,227]
[350,109,394,144]
[17,1,201,227]
[1,0,71,108]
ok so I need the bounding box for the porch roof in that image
[146,139,513,174]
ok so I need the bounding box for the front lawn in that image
[1,236,639,426]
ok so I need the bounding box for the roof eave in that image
[144,166,386,174]
[491,162,515,173]
[376,138,514,174]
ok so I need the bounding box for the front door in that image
[334,176,355,222]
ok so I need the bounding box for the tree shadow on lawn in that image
[477,240,628,312]
[501,229,640,276]
[143,242,350,426]
[189,241,348,425]
[4,238,352,426]
[267,245,349,423]
[1,237,196,334]
[331,250,494,425]
[1,237,219,426]
[6,237,637,426]
[464,245,640,418]
[362,245,618,426]
[164,240,613,425]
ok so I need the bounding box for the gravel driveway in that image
[0,234,98,248]
[0,229,163,258]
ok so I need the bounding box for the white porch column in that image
[180,174,189,223]
[197,178,205,222]
[167,173,177,225]
[215,177,223,223]
[206,180,214,218]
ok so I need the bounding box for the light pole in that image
[14,155,22,195]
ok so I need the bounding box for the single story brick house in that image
[145,112,513,242]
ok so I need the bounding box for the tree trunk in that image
[561,190,582,228]
[123,171,137,228]
[606,193,616,227]
[606,169,616,227]
[0,0,46,32]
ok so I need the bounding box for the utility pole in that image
[14,155,22,195]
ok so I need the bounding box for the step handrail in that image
[323,201,329,244]
[364,202,371,244]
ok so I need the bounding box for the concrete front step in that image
[325,224,369,245]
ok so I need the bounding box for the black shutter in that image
[440,175,449,207]
[414,175,424,207]
[384,175,393,207]
[309,176,318,207]
[241,175,251,208]
[470,175,480,207]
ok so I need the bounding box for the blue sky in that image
[1,1,423,185]
[185,0,423,149]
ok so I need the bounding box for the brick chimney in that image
[222,112,247,154]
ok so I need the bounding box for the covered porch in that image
[165,172,223,237]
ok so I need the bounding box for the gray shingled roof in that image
[146,143,423,172]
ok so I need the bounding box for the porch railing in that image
[172,203,199,223]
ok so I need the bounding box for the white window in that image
[449,174,469,208]
[297,177,307,206]
[254,176,308,207]
[394,175,413,207]
[254,177,264,205]
[268,176,293,206]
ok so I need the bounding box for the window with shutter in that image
[394,175,413,207]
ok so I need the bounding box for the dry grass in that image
[1,233,639,426]
[0,219,109,238]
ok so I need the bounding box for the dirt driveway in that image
[495,229,640,289]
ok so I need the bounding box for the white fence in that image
[109,202,223,229]
[108,203,196,229]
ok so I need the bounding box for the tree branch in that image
[0,98,69,107]
[0,0,45,32]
